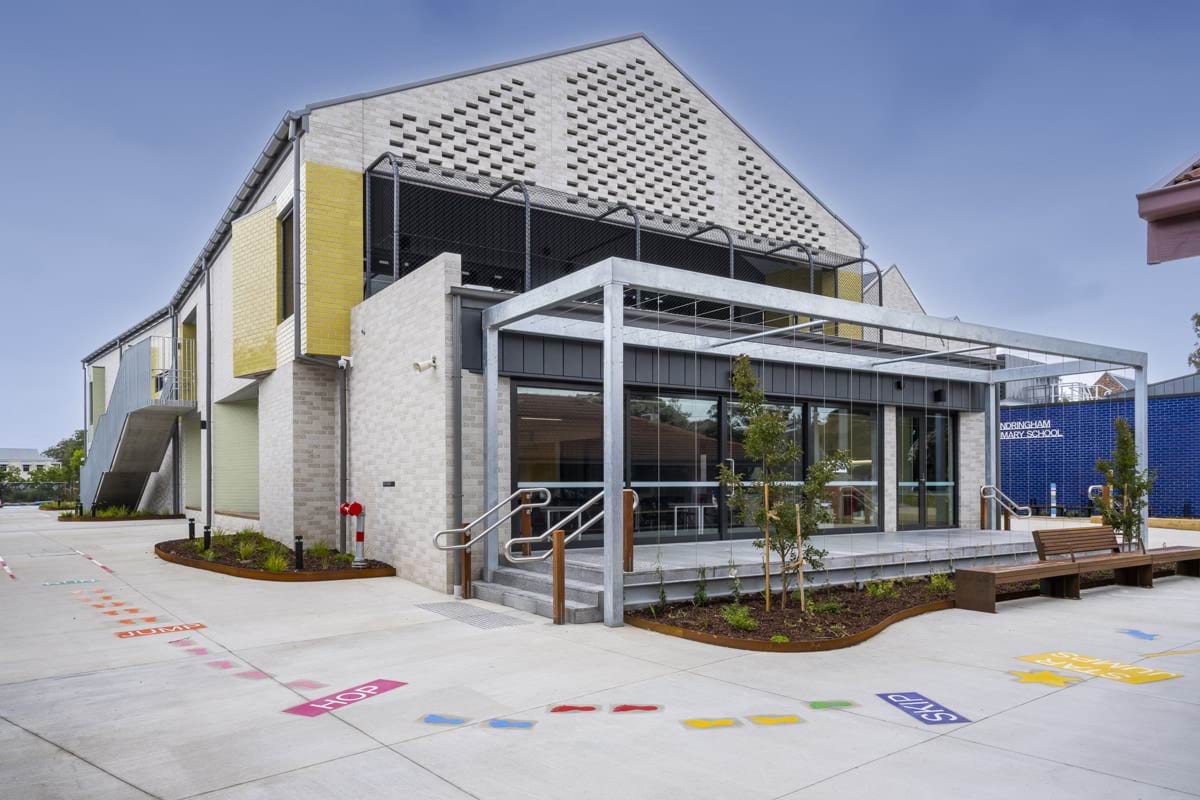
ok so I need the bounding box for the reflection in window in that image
[629,394,720,539]
[811,405,878,530]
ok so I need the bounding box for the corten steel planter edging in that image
[59,514,186,522]
[154,545,395,582]
[624,599,955,652]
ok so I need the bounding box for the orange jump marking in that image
[115,622,206,639]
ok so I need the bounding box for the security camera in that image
[412,356,437,372]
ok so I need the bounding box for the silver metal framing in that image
[479,258,1151,622]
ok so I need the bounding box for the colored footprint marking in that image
[234,671,271,680]
[169,639,195,647]
[1119,629,1158,641]
[141,617,158,623]
[809,700,855,710]
[747,715,802,726]
[423,714,469,725]
[186,647,209,655]
[103,611,119,616]
[550,704,598,713]
[118,619,136,625]
[207,660,236,670]
[611,704,661,713]
[682,718,739,730]
[284,680,328,690]
[487,719,535,730]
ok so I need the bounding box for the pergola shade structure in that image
[481,258,1149,626]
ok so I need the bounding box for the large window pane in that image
[629,394,720,539]
[811,405,879,530]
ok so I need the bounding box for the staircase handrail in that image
[433,487,552,551]
[979,484,1032,518]
[504,489,639,564]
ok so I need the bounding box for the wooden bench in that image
[956,526,1151,613]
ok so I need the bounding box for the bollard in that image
[351,503,366,568]
[188,517,196,540]
[203,524,211,550]
[294,535,304,570]
[552,528,565,625]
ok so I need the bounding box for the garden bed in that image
[61,513,184,522]
[155,530,393,581]
[626,577,955,651]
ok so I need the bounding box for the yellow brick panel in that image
[231,204,279,377]
[303,162,363,356]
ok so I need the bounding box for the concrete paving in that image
[1,504,1198,799]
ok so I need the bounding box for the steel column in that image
[602,281,626,626]
[483,325,500,580]
[984,383,999,529]
[1134,364,1149,547]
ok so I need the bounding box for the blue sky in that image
[1,0,1198,449]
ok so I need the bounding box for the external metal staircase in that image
[81,337,195,511]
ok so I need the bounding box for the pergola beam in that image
[989,359,1124,384]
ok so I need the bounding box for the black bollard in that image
[188,518,196,540]
[203,525,211,550]
[294,535,304,570]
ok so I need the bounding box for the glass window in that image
[811,405,879,530]
[728,402,805,483]
[629,394,720,539]
[279,209,294,321]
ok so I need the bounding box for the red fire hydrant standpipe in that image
[339,501,367,569]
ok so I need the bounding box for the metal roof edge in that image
[81,305,172,365]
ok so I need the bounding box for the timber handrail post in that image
[980,494,988,530]
[520,492,533,557]
[460,525,472,599]
[1003,509,1011,531]
[552,529,566,624]
[623,488,635,572]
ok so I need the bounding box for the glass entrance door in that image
[897,410,957,529]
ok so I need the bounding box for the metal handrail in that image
[979,484,1032,518]
[504,489,639,564]
[433,487,552,551]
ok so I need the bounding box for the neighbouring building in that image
[0,448,60,478]
[1138,151,1200,264]
[78,34,1147,623]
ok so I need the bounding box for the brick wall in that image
[1001,395,1200,517]
[958,412,984,528]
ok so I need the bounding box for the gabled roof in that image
[0,448,56,463]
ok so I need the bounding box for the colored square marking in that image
[550,704,599,713]
[234,671,271,680]
[1019,652,1182,685]
[186,647,209,655]
[809,700,856,710]
[682,718,740,730]
[422,713,469,725]
[747,714,802,726]
[284,680,328,690]
[208,660,237,670]
[611,704,662,713]
[486,719,536,729]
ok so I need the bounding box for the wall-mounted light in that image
[412,356,437,373]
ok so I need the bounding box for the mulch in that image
[156,537,391,574]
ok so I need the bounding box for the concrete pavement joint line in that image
[0,712,160,800]
[175,746,391,800]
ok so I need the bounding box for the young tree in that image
[44,430,85,469]
[1095,418,1155,545]
[1190,312,1200,372]
[718,355,849,609]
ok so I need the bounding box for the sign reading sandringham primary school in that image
[1000,419,1063,440]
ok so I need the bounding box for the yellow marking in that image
[1142,648,1200,659]
[682,718,739,730]
[1019,652,1182,685]
[747,714,802,726]
[1008,670,1081,687]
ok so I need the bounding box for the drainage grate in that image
[416,602,530,629]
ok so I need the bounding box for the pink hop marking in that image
[284,679,328,690]
[234,671,271,680]
[186,647,209,655]
[168,639,195,647]
[207,660,236,670]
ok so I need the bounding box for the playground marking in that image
[747,714,802,726]
[43,579,97,586]
[168,639,195,647]
[485,719,536,730]
[284,680,328,690]
[115,622,205,639]
[549,704,598,713]
[808,700,856,710]
[208,660,237,670]
[1019,652,1182,685]
[611,704,662,713]
[234,671,271,680]
[282,679,407,717]
[1008,670,1081,687]
[682,718,740,730]
[1143,648,1200,659]
[103,610,119,616]
[422,713,469,725]
[0,556,14,580]
[1119,629,1158,641]
[186,647,209,656]
[877,693,970,725]
[74,550,114,574]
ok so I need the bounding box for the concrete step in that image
[514,558,605,585]
[490,566,604,606]
[472,581,603,624]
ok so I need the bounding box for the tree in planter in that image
[718,354,850,610]
[1094,417,1155,545]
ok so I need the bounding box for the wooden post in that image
[763,483,771,613]
[794,503,805,613]
[552,529,565,625]
[519,492,532,557]
[623,488,635,573]
[1003,509,1011,531]
[460,526,472,600]
[980,495,988,530]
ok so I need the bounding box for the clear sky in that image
[1,0,1198,450]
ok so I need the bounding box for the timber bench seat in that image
[956,526,1153,613]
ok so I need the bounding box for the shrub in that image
[264,552,288,573]
[807,598,845,615]
[307,544,333,560]
[332,552,354,567]
[693,567,708,607]
[721,603,758,632]
[865,580,898,600]
[97,505,131,519]
[237,541,257,561]
[191,539,207,554]
[201,549,217,562]
[770,634,790,644]
[929,573,955,594]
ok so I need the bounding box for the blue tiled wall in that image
[1001,395,1199,518]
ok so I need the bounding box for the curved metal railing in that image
[504,489,639,564]
[433,488,552,552]
[979,484,1032,518]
